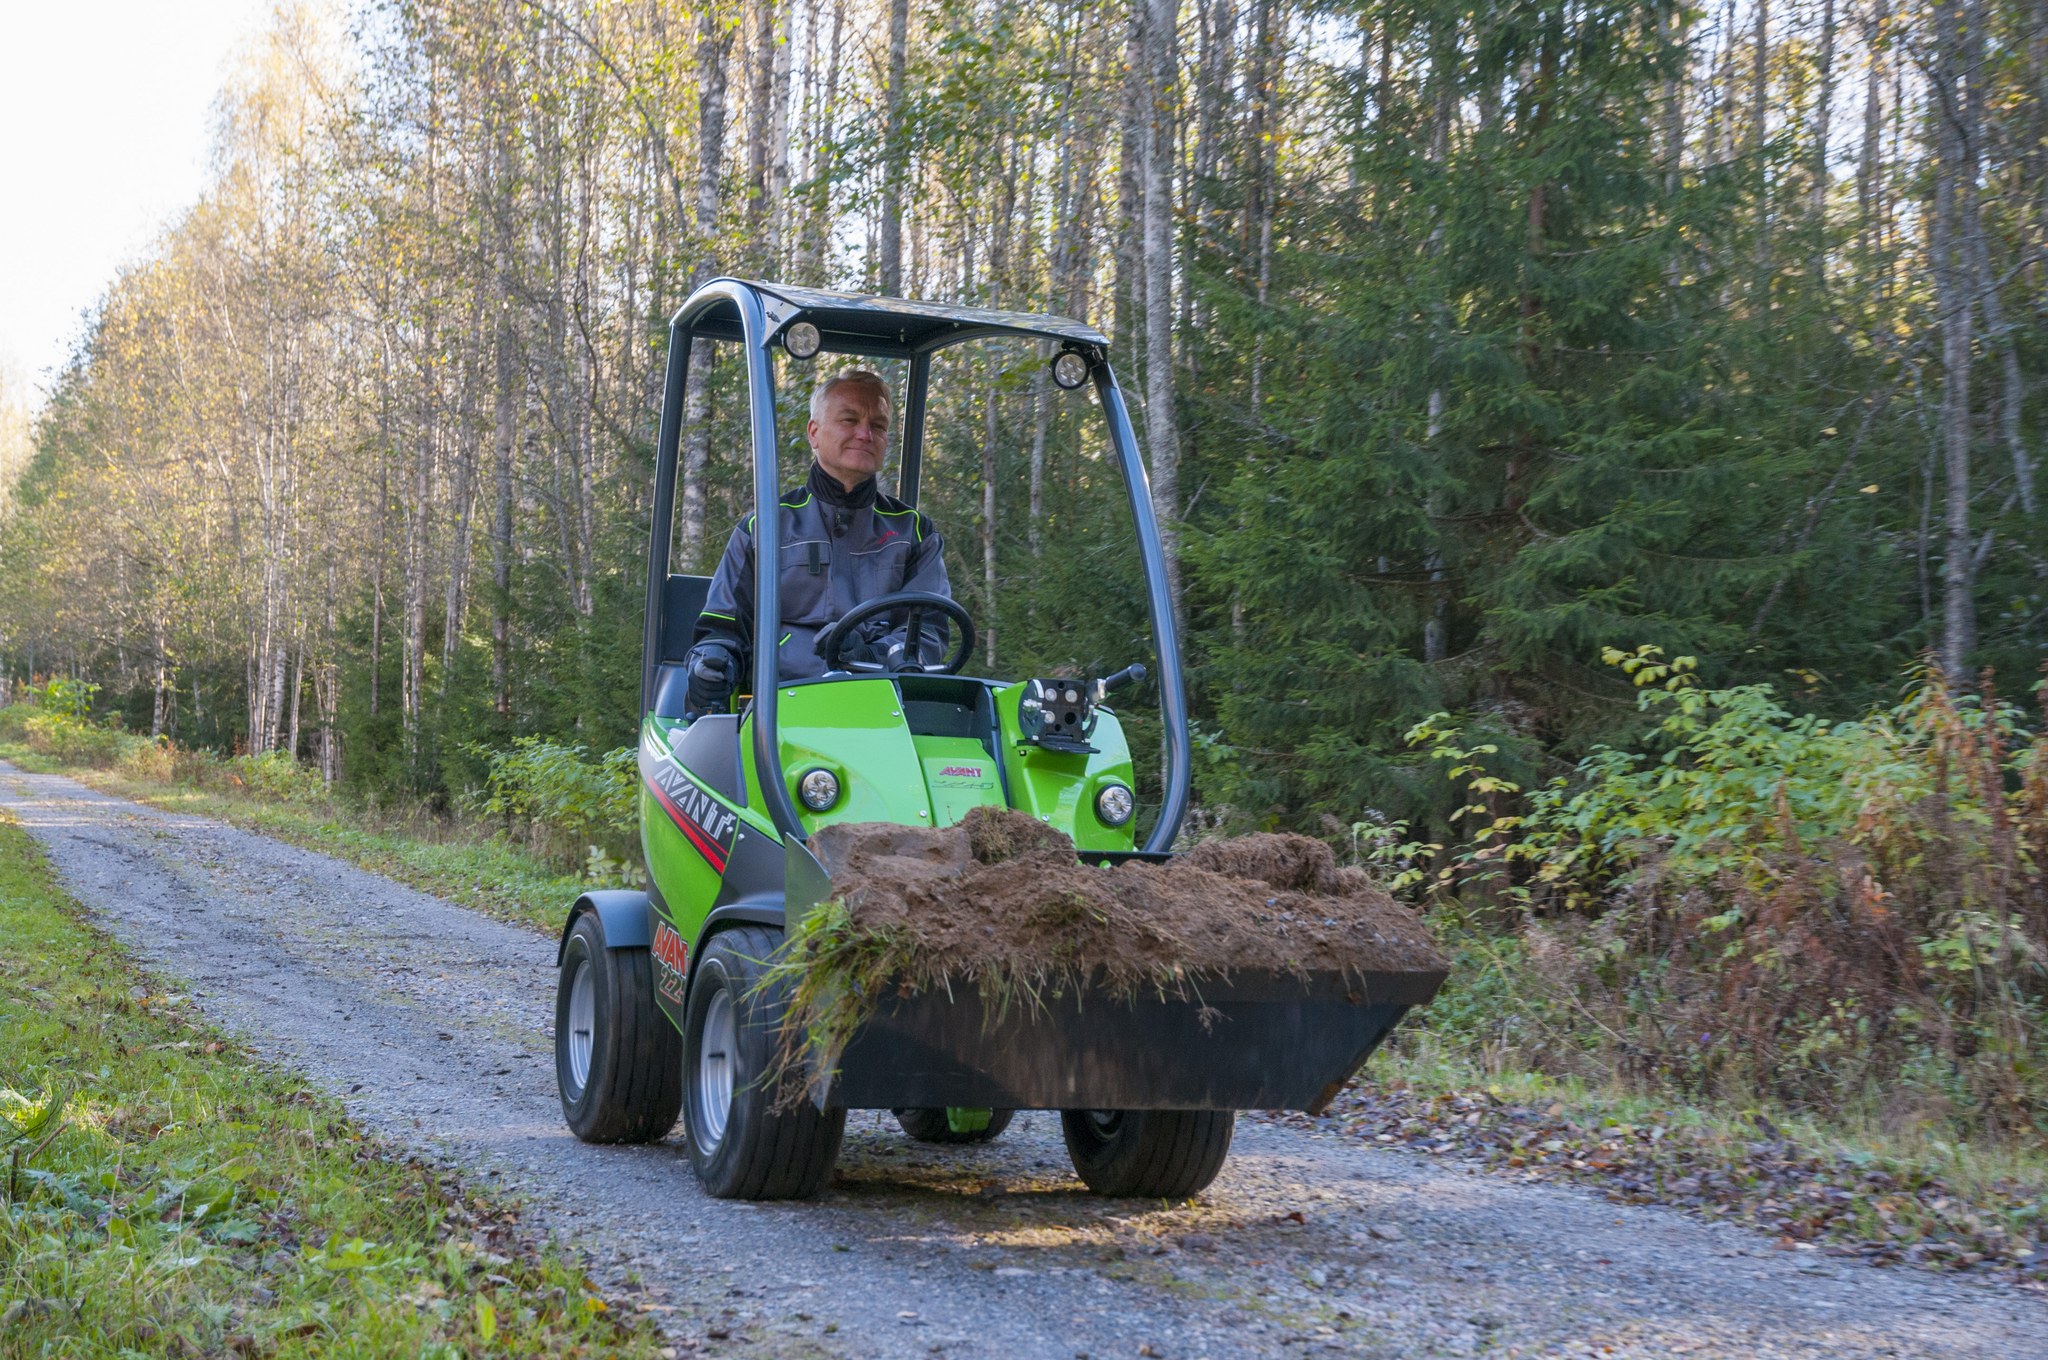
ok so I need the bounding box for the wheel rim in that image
[696,987,737,1150]
[564,957,596,1098]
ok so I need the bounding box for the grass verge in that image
[0,811,663,1357]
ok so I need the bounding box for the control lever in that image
[1092,663,1148,704]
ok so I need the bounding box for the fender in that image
[556,890,655,964]
[686,902,786,990]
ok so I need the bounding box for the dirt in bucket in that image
[803,807,1447,997]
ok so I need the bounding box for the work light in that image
[783,321,823,360]
[1052,350,1090,390]
[1095,783,1135,827]
[798,767,840,811]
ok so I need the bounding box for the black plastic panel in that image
[667,714,746,806]
[710,822,786,913]
[662,574,712,663]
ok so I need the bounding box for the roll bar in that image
[645,278,1189,853]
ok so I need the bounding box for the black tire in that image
[683,926,846,1199]
[1059,1109,1235,1198]
[555,911,684,1143]
[892,1107,1017,1144]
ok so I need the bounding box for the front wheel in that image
[683,926,845,1199]
[1060,1109,1234,1197]
[555,911,683,1143]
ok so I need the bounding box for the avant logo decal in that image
[642,743,739,873]
[652,920,688,1004]
[937,765,984,778]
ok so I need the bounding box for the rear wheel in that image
[1060,1109,1234,1197]
[892,1107,1017,1144]
[555,912,683,1143]
[683,926,845,1199]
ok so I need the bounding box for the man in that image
[684,369,951,717]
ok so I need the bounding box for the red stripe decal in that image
[647,777,730,873]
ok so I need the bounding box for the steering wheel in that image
[814,591,976,675]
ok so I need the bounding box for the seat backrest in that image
[661,574,712,663]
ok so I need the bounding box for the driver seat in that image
[649,573,712,719]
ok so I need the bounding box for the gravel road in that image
[6,760,2044,1360]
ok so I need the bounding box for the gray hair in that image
[810,369,892,424]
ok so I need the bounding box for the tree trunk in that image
[1752,0,1772,303]
[1932,0,1977,678]
[877,0,910,293]
[1423,389,1447,663]
[1857,0,1887,259]
[1028,346,1051,559]
[1143,0,1183,618]
[746,0,774,231]
[1245,0,1277,411]
[1807,0,1837,288]
[766,0,792,267]
[983,380,1000,668]
[1809,0,1836,220]
[320,559,338,783]
[1661,5,1684,197]
[403,427,430,766]
[490,43,519,719]
[1116,6,1146,348]
[444,296,484,684]
[798,0,846,282]
[287,635,304,761]
[370,432,386,718]
[681,2,733,561]
[151,613,170,739]
[1193,0,1234,235]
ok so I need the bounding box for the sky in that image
[0,0,275,403]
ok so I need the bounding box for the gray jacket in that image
[693,462,952,681]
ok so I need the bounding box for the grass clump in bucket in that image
[765,806,1447,1087]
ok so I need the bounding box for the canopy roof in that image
[679,279,1108,358]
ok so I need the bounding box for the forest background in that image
[1,0,2046,1142]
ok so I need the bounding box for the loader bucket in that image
[825,965,1446,1114]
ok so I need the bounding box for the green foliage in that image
[1382,647,2048,1140]
[222,750,330,805]
[470,739,639,875]
[22,711,126,767]
[38,676,98,718]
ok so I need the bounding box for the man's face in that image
[808,383,890,490]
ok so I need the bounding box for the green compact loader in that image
[553,279,1444,1200]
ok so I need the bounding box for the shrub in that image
[1382,649,2048,1141]
[472,739,637,873]
[22,712,125,767]
[0,703,35,741]
[116,737,179,783]
[223,749,329,804]
[37,678,98,719]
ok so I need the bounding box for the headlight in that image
[798,768,840,811]
[1094,783,1135,827]
[783,320,822,359]
[1052,350,1090,390]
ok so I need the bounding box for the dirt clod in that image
[807,808,1446,992]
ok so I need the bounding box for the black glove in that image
[834,634,880,668]
[684,640,739,717]
[838,633,915,672]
